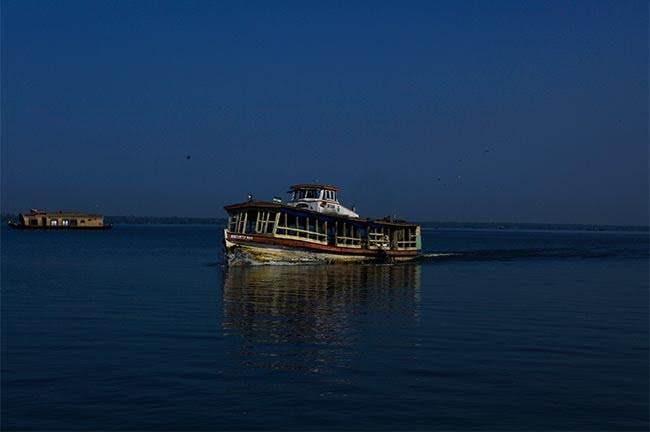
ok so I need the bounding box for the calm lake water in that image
[1,224,648,430]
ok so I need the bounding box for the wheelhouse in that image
[286,184,358,218]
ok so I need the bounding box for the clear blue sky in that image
[1,0,648,224]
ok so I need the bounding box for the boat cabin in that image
[287,184,359,218]
[226,206,420,252]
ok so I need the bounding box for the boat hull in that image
[224,230,418,265]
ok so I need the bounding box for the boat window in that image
[245,211,256,233]
[62,219,69,226]
[254,210,277,234]
[368,227,389,249]
[50,219,58,226]
[294,189,321,199]
[29,219,37,226]
[266,212,276,233]
[70,219,78,226]
[335,221,362,247]
[275,211,327,244]
[391,227,418,250]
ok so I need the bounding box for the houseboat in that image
[224,184,421,265]
[8,209,112,230]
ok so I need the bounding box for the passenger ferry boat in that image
[7,209,112,230]
[224,184,421,265]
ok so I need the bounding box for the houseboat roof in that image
[289,184,339,192]
[23,210,103,218]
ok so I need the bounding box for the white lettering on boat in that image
[229,234,253,241]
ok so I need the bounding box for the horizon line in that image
[1,213,648,229]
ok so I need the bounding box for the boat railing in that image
[335,235,362,248]
[275,226,327,244]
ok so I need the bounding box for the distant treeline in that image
[105,216,227,225]
[419,221,649,232]
[1,214,647,231]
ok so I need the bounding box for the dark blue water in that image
[2,224,648,430]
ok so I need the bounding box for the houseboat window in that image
[62,219,69,226]
[306,189,320,199]
[50,219,58,226]
[80,220,85,224]
[70,219,78,226]
[29,219,37,226]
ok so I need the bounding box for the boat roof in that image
[289,184,339,192]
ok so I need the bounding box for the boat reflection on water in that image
[222,264,421,372]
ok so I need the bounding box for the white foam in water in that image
[421,252,460,258]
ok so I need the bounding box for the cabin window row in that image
[290,189,337,201]
[50,219,81,226]
[228,210,278,235]
[227,210,418,250]
[27,218,94,226]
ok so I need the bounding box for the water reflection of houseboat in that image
[222,265,421,372]
[7,209,112,230]
[224,184,421,265]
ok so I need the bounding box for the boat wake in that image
[420,252,460,258]
[417,247,627,262]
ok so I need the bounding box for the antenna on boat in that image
[247,193,253,201]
